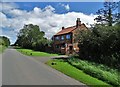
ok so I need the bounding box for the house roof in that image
[55,26,76,36]
[54,18,88,36]
[54,23,87,36]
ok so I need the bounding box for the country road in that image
[2,48,85,85]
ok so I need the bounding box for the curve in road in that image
[2,48,86,85]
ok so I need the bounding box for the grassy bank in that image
[17,48,59,57]
[46,59,111,87]
[0,45,6,53]
[68,57,120,86]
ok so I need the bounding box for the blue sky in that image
[0,2,110,44]
[16,2,104,14]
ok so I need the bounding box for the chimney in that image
[62,26,65,30]
[76,18,81,27]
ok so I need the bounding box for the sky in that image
[1,2,105,44]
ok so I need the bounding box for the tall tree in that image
[0,36,10,46]
[95,2,118,26]
[15,24,48,51]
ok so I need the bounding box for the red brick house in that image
[52,18,88,54]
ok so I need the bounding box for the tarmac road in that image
[2,48,85,85]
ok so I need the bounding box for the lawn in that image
[46,59,111,87]
[17,48,59,57]
[0,45,6,53]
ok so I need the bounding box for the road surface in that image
[2,48,85,85]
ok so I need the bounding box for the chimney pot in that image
[62,27,65,30]
[77,18,80,21]
[76,18,81,27]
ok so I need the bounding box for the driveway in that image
[32,55,68,63]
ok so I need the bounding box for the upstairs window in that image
[66,34,71,39]
[55,36,59,40]
[61,36,64,40]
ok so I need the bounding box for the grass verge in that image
[68,57,120,86]
[16,48,59,57]
[46,59,111,87]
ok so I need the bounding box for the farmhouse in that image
[53,18,88,54]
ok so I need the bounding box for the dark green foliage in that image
[15,24,50,51]
[76,24,120,69]
[0,36,10,47]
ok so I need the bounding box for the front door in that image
[61,43,65,54]
[69,46,73,54]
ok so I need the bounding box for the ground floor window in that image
[55,45,60,48]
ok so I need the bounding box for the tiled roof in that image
[54,23,88,36]
[54,18,88,36]
[55,26,76,35]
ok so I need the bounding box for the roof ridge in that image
[64,25,76,29]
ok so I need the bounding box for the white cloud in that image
[1,3,97,44]
[59,3,70,11]
[0,2,19,12]
[64,4,70,11]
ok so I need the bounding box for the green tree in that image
[76,25,120,68]
[0,36,10,46]
[15,24,48,51]
[95,2,118,26]
[0,38,5,45]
